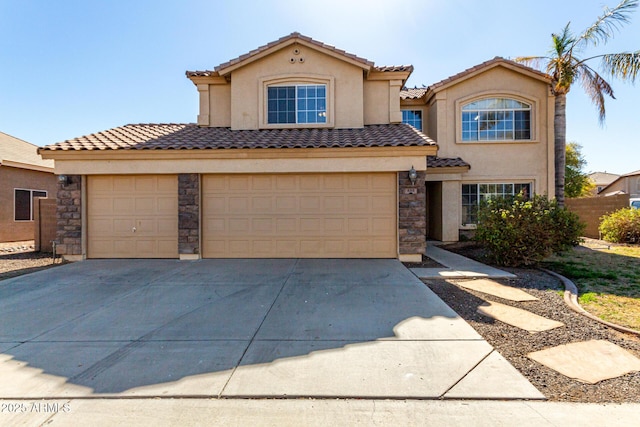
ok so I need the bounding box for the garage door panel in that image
[202,173,396,258]
[88,175,178,258]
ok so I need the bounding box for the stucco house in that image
[589,171,620,195]
[39,33,555,261]
[599,170,640,198]
[0,131,57,242]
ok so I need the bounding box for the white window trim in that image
[455,91,539,144]
[14,188,48,222]
[259,74,335,129]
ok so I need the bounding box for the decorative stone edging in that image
[540,268,640,337]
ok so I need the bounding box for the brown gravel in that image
[423,247,640,403]
[0,241,63,282]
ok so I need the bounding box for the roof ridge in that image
[213,32,374,73]
[427,56,551,93]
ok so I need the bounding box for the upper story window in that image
[402,110,422,131]
[267,84,327,124]
[462,98,531,141]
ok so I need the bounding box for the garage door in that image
[88,175,178,258]
[202,173,396,258]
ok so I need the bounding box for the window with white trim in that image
[14,189,47,221]
[267,84,327,124]
[462,98,531,141]
[461,183,531,225]
[402,110,422,131]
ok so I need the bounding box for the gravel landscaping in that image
[424,260,640,403]
[0,241,62,282]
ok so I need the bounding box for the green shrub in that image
[475,194,584,267]
[599,208,640,243]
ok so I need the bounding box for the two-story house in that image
[40,33,554,261]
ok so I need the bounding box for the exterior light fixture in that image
[408,166,418,186]
[57,175,69,185]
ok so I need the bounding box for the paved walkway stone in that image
[477,300,564,333]
[457,278,538,302]
[528,340,640,384]
[410,245,516,279]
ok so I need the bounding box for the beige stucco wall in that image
[0,166,57,242]
[227,46,364,130]
[603,175,640,198]
[363,80,389,125]
[433,66,554,195]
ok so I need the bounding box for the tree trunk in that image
[554,93,567,207]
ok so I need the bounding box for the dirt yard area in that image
[0,240,63,281]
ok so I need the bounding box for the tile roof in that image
[428,57,551,93]
[40,124,436,152]
[185,70,218,78]
[427,156,470,169]
[374,65,414,73]
[400,87,427,100]
[187,34,412,79]
[214,32,374,73]
[0,131,54,169]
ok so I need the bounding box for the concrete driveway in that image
[0,259,542,399]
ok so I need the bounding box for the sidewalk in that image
[411,243,516,279]
[1,398,638,426]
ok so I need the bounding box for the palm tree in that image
[516,0,639,206]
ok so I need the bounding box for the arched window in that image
[462,98,531,141]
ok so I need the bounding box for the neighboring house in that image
[39,33,554,261]
[589,171,620,195]
[0,132,57,242]
[599,170,640,198]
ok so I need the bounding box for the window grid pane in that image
[268,84,326,124]
[461,183,532,225]
[402,110,423,131]
[461,98,531,141]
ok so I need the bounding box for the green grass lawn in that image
[543,242,640,330]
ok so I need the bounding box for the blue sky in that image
[1,0,638,174]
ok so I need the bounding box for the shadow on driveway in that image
[0,259,539,399]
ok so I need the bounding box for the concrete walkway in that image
[1,398,638,426]
[0,259,541,400]
[411,244,516,279]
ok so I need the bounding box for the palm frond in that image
[577,0,638,47]
[601,51,640,82]
[513,56,548,71]
[578,64,616,124]
[552,23,575,56]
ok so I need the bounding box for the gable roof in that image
[39,123,436,152]
[599,169,640,193]
[0,131,54,172]
[588,171,620,186]
[425,57,551,98]
[215,32,374,75]
[186,33,412,81]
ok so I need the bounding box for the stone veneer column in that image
[178,173,200,257]
[56,175,82,256]
[398,170,426,259]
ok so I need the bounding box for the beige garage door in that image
[88,175,178,258]
[202,173,397,258]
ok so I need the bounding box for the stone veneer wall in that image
[398,171,426,255]
[56,175,82,255]
[178,173,200,255]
